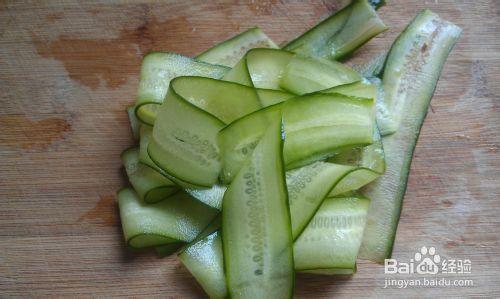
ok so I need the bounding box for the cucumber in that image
[121,147,177,203]
[294,195,370,273]
[185,125,383,212]
[196,27,278,67]
[184,185,227,210]
[359,10,461,263]
[138,126,160,172]
[323,78,395,136]
[219,92,375,182]
[155,242,184,257]
[279,55,361,94]
[179,195,370,296]
[178,231,227,299]
[327,127,385,195]
[352,50,388,78]
[283,0,387,60]
[287,126,383,239]
[127,105,141,140]
[223,48,293,90]
[256,88,295,107]
[118,188,218,248]
[134,52,229,125]
[139,124,210,190]
[321,79,375,98]
[222,116,294,298]
[148,77,264,188]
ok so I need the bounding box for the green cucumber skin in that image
[118,188,218,249]
[150,76,272,188]
[218,93,375,183]
[126,105,141,140]
[279,55,361,95]
[155,242,184,257]
[353,51,388,78]
[179,231,228,299]
[293,195,370,272]
[121,147,177,203]
[134,52,229,125]
[180,195,369,297]
[149,84,225,188]
[283,0,387,60]
[196,27,278,67]
[222,116,294,299]
[359,10,461,263]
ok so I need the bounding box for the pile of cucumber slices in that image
[118,1,461,297]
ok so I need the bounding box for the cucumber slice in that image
[127,105,141,140]
[121,147,177,203]
[359,10,461,263]
[178,231,227,299]
[196,27,278,67]
[139,125,203,190]
[294,195,370,273]
[280,55,361,94]
[186,125,383,212]
[219,93,375,182]
[138,126,159,172]
[328,126,385,195]
[149,77,264,188]
[256,88,295,107]
[287,126,383,239]
[222,116,294,298]
[321,79,375,98]
[118,188,218,248]
[134,52,229,125]
[155,242,184,257]
[148,95,223,188]
[179,195,370,295]
[223,48,293,90]
[323,78,394,136]
[283,0,387,60]
[184,185,226,210]
[353,50,388,78]
[287,161,356,238]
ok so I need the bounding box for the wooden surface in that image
[0,0,499,297]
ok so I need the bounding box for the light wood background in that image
[0,0,498,297]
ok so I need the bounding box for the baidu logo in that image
[384,246,471,275]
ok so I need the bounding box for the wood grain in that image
[0,0,499,297]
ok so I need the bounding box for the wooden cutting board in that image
[0,0,498,297]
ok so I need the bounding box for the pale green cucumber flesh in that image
[280,55,361,95]
[256,88,295,107]
[121,147,177,203]
[118,188,218,248]
[149,87,224,188]
[196,27,278,67]
[171,76,262,123]
[222,116,294,299]
[185,185,227,210]
[286,124,383,239]
[179,196,369,295]
[359,10,461,263]
[218,93,375,183]
[283,0,387,60]
[353,50,388,78]
[223,48,293,90]
[294,196,369,272]
[179,231,227,299]
[326,0,388,59]
[127,105,141,140]
[155,242,184,257]
[134,52,229,125]
[149,76,269,188]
